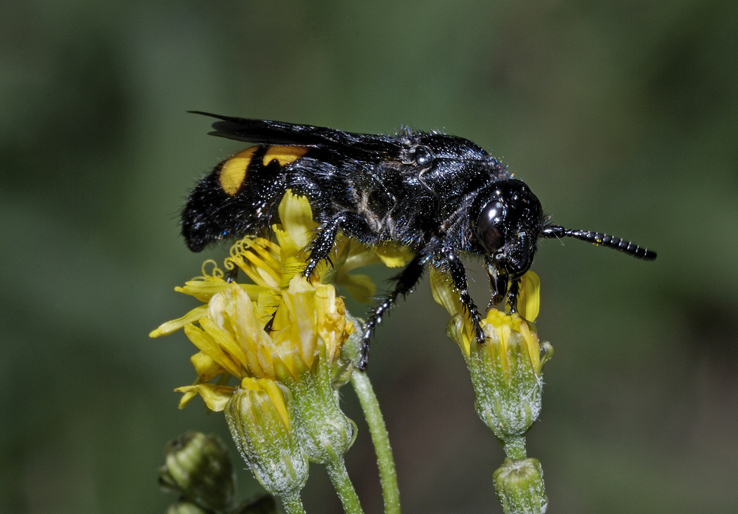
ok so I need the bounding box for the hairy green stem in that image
[325,458,364,514]
[280,492,306,514]
[502,436,527,460]
[351,370,401,514]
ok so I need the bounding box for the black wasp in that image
[182,112,657,369]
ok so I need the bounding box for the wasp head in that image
[472,179,545,298]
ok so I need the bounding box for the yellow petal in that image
[176,276,230,302]
[200,317,250,375]
[517,271,541,322]
[184,323,242,378]
[149,305,208,338]
[190,351,223,382]
[284,279,319,365]
[240,377,291,430]
[278,190,317,249]
[373,244,414,268]
[272,226,299,256]
[175,384,235,412]
[177,388,200,409]
[518,321,541,373]
[430,268,463,317]
[231,287,274,378]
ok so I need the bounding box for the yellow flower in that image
[160,275,354,411]
[430,268,544,365]
[431,268,553,457]
[151,190,412,410]
[448,308,545,378]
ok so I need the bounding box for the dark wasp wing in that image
[183,112,406,252]
[190,111,401,160]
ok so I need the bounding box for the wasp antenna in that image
[542,225,657,261]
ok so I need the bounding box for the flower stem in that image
[280,492,307,514]
[502,436,527,460]
[325,458,364,514]
[351,370,401,514]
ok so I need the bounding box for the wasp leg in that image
[440,247,485,344]
[485,256,509,308]
[506,278,520,314]
[302,211,376,279]
[358,254,425,370]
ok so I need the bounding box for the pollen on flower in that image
[484,309,524,331]
[481,310,544,379]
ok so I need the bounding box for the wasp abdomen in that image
[182,144,310,251]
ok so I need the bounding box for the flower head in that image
[431,269,553,457]
[169,274,356,412]
[150,191,375,410]
[226,377,309,497]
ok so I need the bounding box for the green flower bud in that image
[158,431,235,512]
[225,378,309,498]
[275,341,357,465]
[493,458,548,514]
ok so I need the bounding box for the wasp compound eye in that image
[476,200,507,252]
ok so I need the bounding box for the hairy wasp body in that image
[183,112,656,369]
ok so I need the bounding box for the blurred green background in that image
[2,0,737,512]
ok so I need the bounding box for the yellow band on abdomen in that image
[262,146,308,167]
[219,147,258,196]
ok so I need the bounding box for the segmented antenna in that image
[542,225,657,261]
